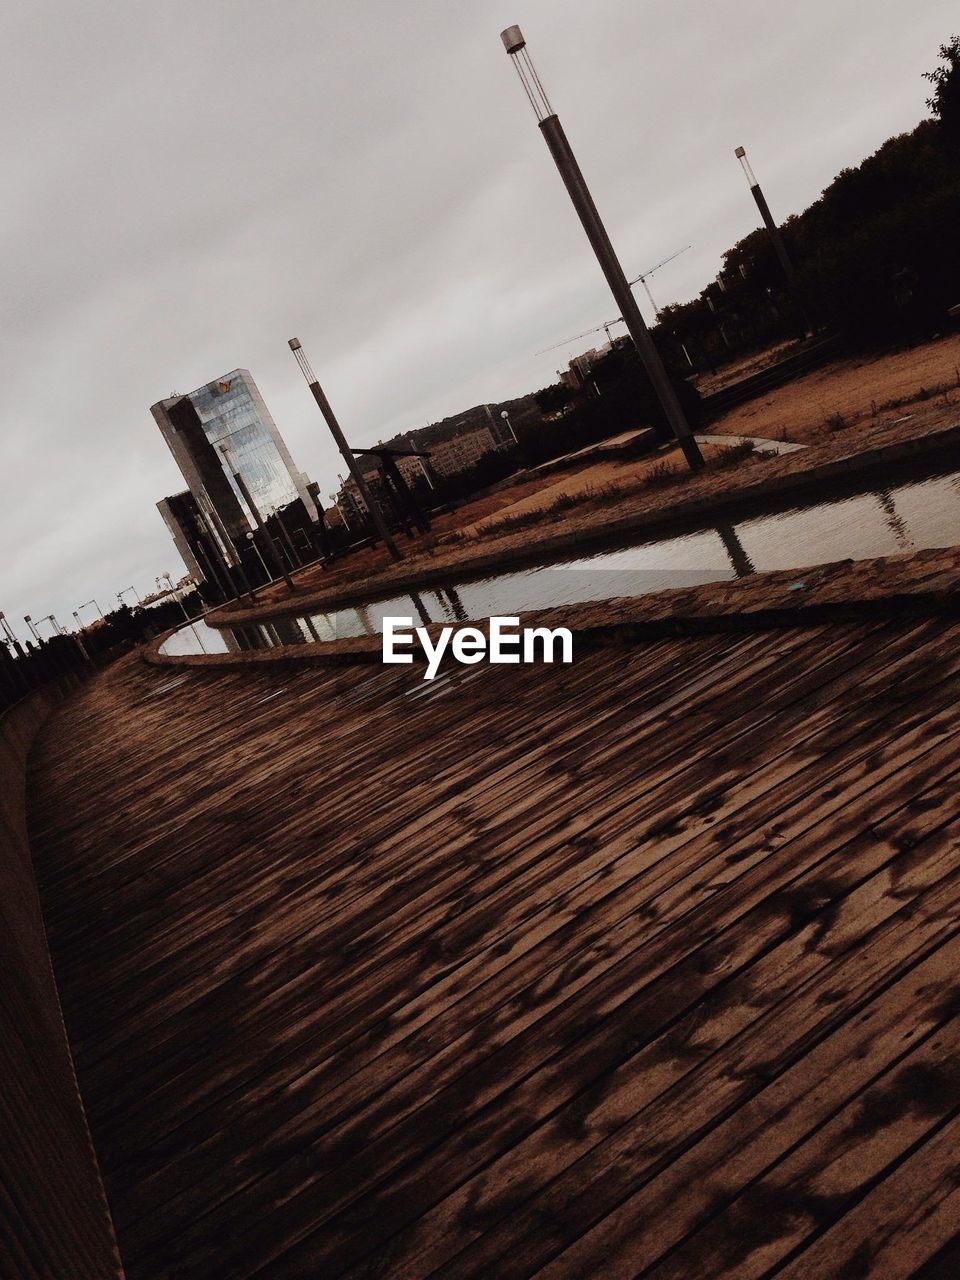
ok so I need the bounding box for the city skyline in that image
[2,0,956,635]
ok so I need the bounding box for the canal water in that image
[160,466,960,656]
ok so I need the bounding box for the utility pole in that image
[288,338,402,559]
[219,445,296,592]
[500,25,703,472]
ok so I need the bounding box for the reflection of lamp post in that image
[715,522,755,578]
[500,25,703,472]
[734,146,811,335]
[288,337,402,558]
[876,490,914,553]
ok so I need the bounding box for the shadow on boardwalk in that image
[27,623,960,1279]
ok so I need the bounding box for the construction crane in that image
[536,244,692,355]
[627,244,692,316]
[536,317,624,356]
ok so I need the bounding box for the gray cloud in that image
[1,0,954,632]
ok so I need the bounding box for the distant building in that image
[156,492,204,582]
[426,425,499,477]
[151,369,318,547]
[156,491,236,597]
[561,341,614,392]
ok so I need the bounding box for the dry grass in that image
[451,440,762,542]
[704,333,960,446]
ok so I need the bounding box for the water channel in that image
[160,465,960,656]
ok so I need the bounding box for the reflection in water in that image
[410,591,432,628]
[443,586,469,622]
[356,606,376,637]
[716,522,756,577]
[876,490,914,553]
[159,466,960,658]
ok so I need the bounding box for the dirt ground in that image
[704,332,960,444]
[692,339,796,395]
[458,440,737,539]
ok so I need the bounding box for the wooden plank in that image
[24,620,960,1280]
[135,744,960,1277]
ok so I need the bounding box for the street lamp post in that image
[734,146,812,335]
[288,338,402,559]
[39,614,66,638]
[219,445,296,592]
[500,408,518,444]
[0,612,26,658]
[117,586,141,608]
[69,613,91,661]
[157,575,192,624]
[406,434,436,489]
[330,494,351,530]
[24,615,41,645]
[500,24,703,472]
[245,531,271,581]
[196,489,257,605]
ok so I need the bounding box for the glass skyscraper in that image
[151,369,319,566]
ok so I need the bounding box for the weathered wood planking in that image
[25,624,960,1279]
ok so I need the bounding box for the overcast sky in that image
[1,0,955,634]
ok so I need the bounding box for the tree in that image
[924,35,960,147]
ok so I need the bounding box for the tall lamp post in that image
[157,574,191,623]
[734,146,811,335]
[0,612,26,658]
[39,614,65,638]
[219,444,296,592]
[500,24,703,472]
[288,339,400,560]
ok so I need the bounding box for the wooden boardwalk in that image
[26,622,960,1278]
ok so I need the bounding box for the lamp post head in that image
[501,25,525,54]
[501,23,553,121]
[735,145,757,187]
[288,336,317,384]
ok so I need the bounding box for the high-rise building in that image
[151,369,319,552]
